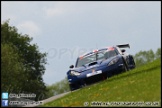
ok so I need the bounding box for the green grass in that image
[42,59,161,107]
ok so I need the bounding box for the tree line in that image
[134,48,161,67]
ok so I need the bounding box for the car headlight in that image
[108,58,119,66]
[70,71,81,76]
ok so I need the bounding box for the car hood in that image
[71,57,116,73]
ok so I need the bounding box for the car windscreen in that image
[76,50,117,67]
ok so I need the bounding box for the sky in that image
[1,1,161,85]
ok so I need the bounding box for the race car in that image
[67,44,135,91]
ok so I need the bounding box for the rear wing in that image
[116,44,130,48]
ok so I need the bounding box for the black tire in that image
[69,84,76,91]
[122,57,129,72]
[122,63,127,72]
[69,83,80,91]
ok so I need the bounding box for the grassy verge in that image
[41,59,161,107]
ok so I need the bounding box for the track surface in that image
[24,92,71,107]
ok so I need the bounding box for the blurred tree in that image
[155,48,161,59]
[1,43,26,93]
[1,20,48,101]
[46,77,70,97]
[134,49,158,67]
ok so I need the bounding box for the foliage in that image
[134,48,161,67]
[46,77,70,98]
[1,20,48,101]
[155,48,161,59]
[1,43,26,93]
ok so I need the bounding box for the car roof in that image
[79,46,116,59]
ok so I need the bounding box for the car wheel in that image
[69,84,78,91]
[71,83,83,91]
[123,63,127,72]
[122,58,129,72]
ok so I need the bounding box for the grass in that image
[41,59,161,107]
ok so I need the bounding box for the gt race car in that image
[67,44,135,91]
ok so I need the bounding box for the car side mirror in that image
[69,65,74,69]
[121,49,126,53]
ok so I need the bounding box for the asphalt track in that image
[23,91,71,107]
[23,81,100,107]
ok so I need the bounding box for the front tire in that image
[69,83,80,91]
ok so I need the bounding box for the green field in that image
[42,59,161,107]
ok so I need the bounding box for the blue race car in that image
[67,44,135,91]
